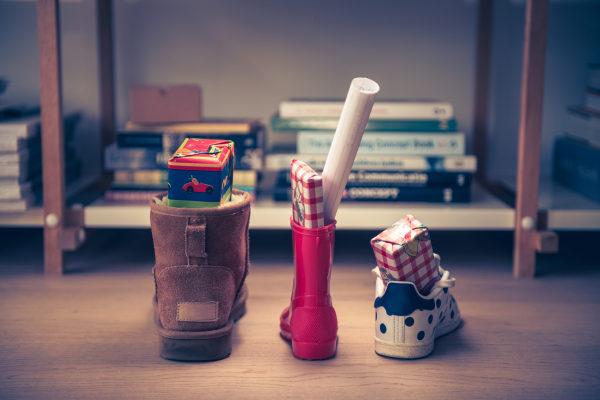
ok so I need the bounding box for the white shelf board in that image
[0,207,44,227]
[84,182,515,230]
[84,200,151,228]
[0,173,100,228]
[500,177,600,230]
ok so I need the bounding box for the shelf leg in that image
[513,0,549,278]
[97,0,116,189]
[37,0,66,275]
[473,0,494,183]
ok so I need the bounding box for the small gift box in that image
[167,138,234,208]
[291,159,324,229]
[371,215,439,293]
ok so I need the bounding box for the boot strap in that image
[186,216,208,264]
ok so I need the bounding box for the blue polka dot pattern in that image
[405,317,414,327]
[380,323,387,334]
[428,314,433,324]
[417,331,425,340]
[436,299,441,308]
[451,310,455,319]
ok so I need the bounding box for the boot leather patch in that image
[177,301,218,322]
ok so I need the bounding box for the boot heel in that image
[292,338,337,360]
[158,333,232,361]
[289,305,338,360]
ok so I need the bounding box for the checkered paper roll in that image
[371,215,439,294]
[291,159,324,229]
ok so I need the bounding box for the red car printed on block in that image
[183,176,214,195]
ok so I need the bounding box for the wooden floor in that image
[0,228,599,399]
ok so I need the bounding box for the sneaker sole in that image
[153,284,248,361]
[374,311,461,359]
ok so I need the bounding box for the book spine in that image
[104,190,164,202]
[297,131,465,155]
[589,64,600,92]
[271,117,457,132]
[0,195,34,212]
[265,154,477,172]
[566,113,600,142]
[113,169,169,184]
[232,170,257,186]
[118,131,264,170]
[276,170,471,188]
[0,182,32,201]
[279,101,454,119]
[232,185,255,193]
[553,137,600,201]
[584,90,600,114]
[156,148,263,170]
[567,106,600,130]
[124,119,260,134]
[118,130,263,149]
[273,185,470,203]
[104,144,163,170]
[0,118,40,137]
[0,135,40,153]
[117,132,163,148]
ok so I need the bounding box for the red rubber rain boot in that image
[280,217,338,360]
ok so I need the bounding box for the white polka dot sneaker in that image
[373,254,461,359]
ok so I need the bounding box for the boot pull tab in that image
[316,237,320,245]
[186,216,208,264]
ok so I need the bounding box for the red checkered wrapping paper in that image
[291,159,324,229]
[371,215,439,294]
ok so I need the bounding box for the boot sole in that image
[153,284,248,361]
[374,311,461,359]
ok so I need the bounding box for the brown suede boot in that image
[149,189,251,361]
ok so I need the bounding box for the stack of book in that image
[268,99,477,203]
[104,118,265,202]
[0,112,82,212]
[553,63,600,202]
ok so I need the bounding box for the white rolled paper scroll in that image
[322,77,379,225]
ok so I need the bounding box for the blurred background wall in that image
[0,0,599,180]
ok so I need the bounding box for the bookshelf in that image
[12,0,596,275]
[500,177,600,231]
[79,181,514,230]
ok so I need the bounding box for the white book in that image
[0,193,35,213]
[265,153,477,172]
[0,148,29,163]
[0,157,33,179]
[0,115,41,137]
[297,131,465,155]
[279,100,453,120]
[0,181,32,201]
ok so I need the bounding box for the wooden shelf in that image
[501,177,600,230]
[0,173,100,228]
[25,0,550,275]
[83,181,514,230]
